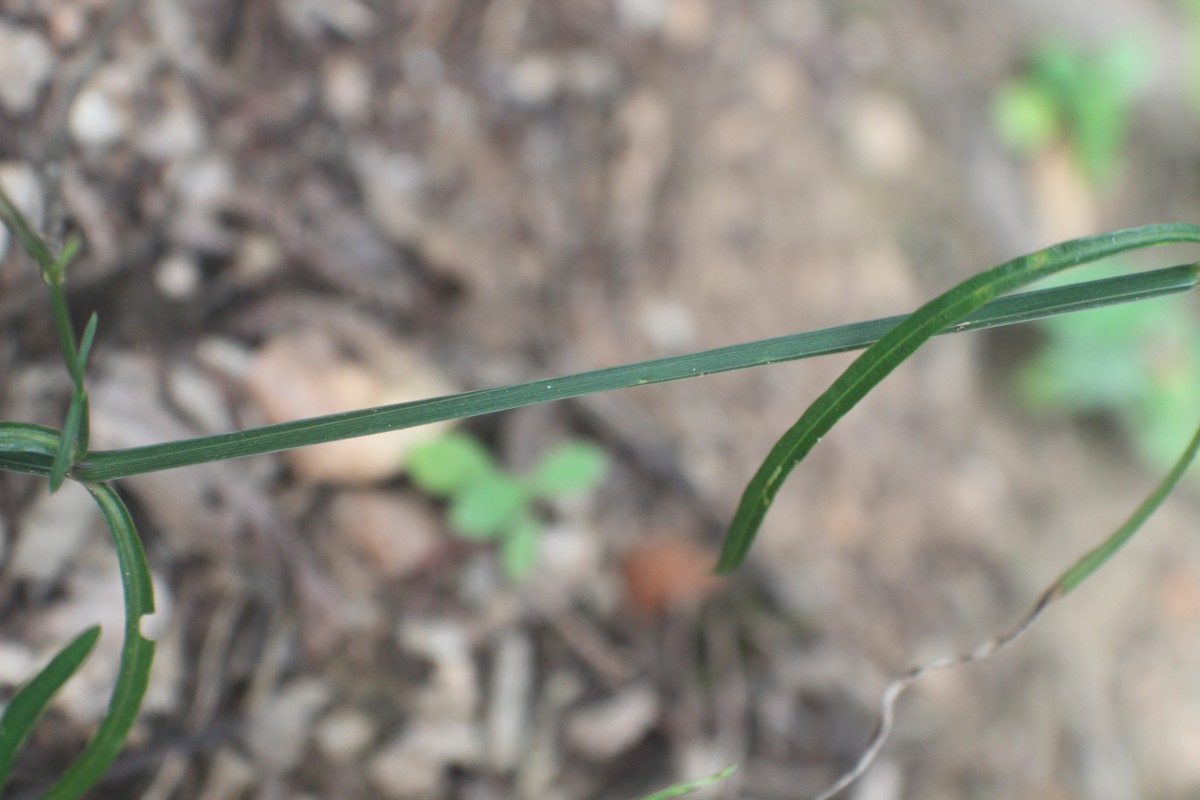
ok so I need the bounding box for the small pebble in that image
[10,483,96,583]
[316,708,377,763]
[0,23,55,114]
[323,55,373,123]
[155,251,202,299]
[844,92,921,178]
[247,678,332,773]
[282,0,375,39]
[508,54,561,107]
[137,88,206,160]
[70,84,130,149]
[566,684,661,761]
[617,0,666,32]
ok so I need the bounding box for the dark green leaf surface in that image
[716,224,1200,572]
[0,422,60,478]
[0,626,101,789]
[40,484,155,800]
[72,260,1199,482]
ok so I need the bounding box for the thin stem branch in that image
[71,263,1198,481]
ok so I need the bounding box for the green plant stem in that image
[69,262,1198,482]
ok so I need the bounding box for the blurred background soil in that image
[2,1,1200,798]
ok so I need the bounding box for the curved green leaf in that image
[717,223,1200,572]
[1052,419,1200,597]
[0,626,101,789]
[0,422,60,478]
[40,483,155,800]
[72,260,1199,482]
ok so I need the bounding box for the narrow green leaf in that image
[71,259,1200,482]
[0,184,54,270]
[449,475,528,539]
[75,313,99,456]
[77,312,99,371]
[716,224,1200,572]
[0,626,101,789]
[49,394,84,493]
[40,483,155,800]
[1051,419,1200,596]
[407,432,496,495]
[0,422,61,477]
[50,233,83,285]
[529,441,609,496]
[636,765,738,800]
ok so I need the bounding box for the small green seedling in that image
[992,37,1150,186]
[407,432,609,579]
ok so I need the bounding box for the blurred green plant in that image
[635,764,737,799]
[407,431,609,579]
[1016,263,1200,472]
[992,37,1150,185]
[994,36,1197,480]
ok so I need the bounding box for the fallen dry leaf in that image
[619,537,724,616]
[328,489,442,578]
[243,324,459,484]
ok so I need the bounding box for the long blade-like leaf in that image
[39,483,155,800]
[0,627,101,789]
[717,223,1200,572]
[72,257,1198,482]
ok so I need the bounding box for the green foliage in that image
[717,224,1200,573]
[408,432,610,579]
[992,37,1150,185]
[0,626,100,786]
[1018,284,1200,471]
